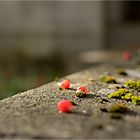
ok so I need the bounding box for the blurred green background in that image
[0,50,66,99]
[0,1,140,99]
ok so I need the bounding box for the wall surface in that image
[0,1,105,58]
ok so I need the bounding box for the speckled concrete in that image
[0,64,140,139]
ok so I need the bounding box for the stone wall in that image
[0,1,105,58]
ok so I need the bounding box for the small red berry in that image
[77,86,88,93]
[122,51,132,60]
[57,99,74,113]
[58,80,71,89]
[76,86,88,98]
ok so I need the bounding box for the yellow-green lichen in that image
[124,80,137,88]
[124,80,140,91]
[136,80,140,90]
[121,93,132,101]
[108,88,140,105]
[108,88,129,99]
[100,75,117,84]
[131,95,140,105]
[109,104,129,114]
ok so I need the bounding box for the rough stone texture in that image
[1,64,140,139]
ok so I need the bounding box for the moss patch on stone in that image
[124,80,140,91]
[107,85,140,105]
[100,75,117,84]
[136,80,140,91]
[131,95,140,105]
[121,93,132,101]
[108,88,130,99]
[124,80,137,89]
[109,104,129,114]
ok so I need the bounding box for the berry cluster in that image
[57,80,88,113]
[56,51,137,114]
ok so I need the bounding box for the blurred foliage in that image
[0,51,66,99]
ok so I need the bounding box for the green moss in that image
[124,80,137,88]
[100,75,117,84]
[121,93,132,101]
[108,88,129,99]
[108,86,140,105]
[109,104,129,114]
[131,95,140,105]
[136,80,140,90]
[124,80,140,91]
[75,92,87,98]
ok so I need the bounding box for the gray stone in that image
[0,64,140,139]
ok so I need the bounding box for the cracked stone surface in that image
[1,64,140,139]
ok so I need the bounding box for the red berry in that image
[122,51,132,60]
[57,99,74,113]
[76,86,88,94]
[59,80,71,89]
